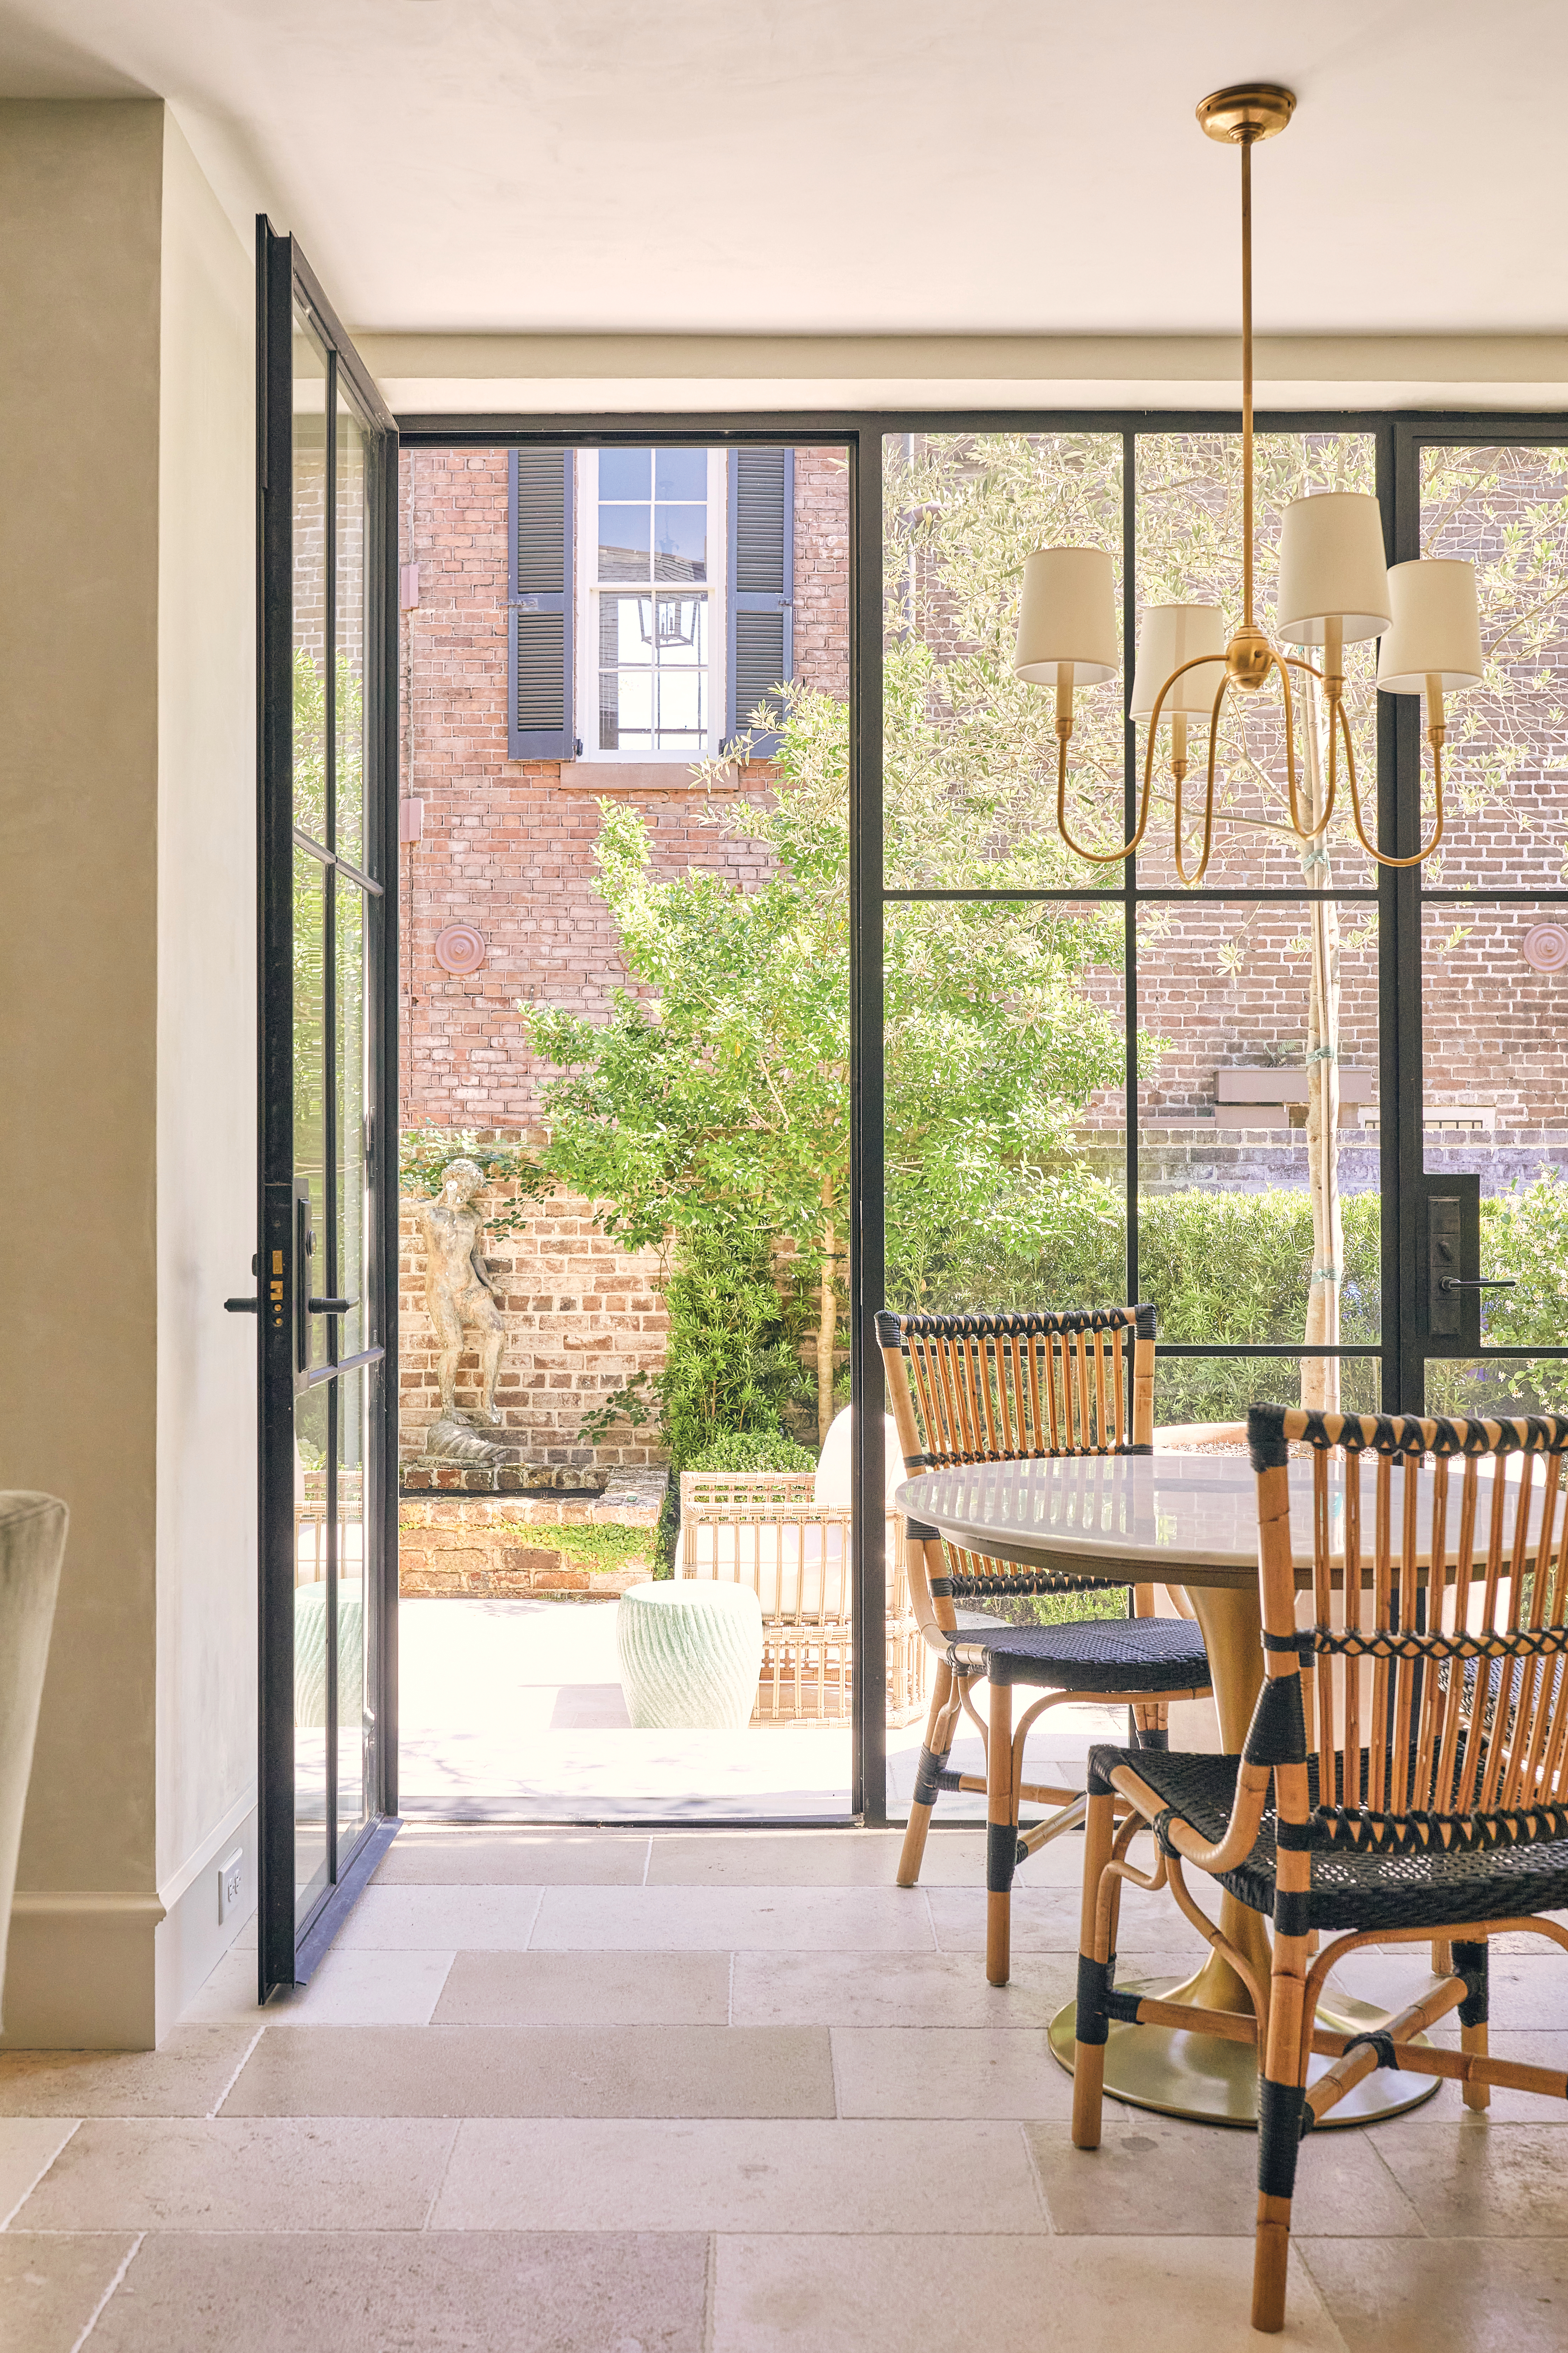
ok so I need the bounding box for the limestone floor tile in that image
[222,2023,834,2119]
[12,2116,459,2233]
[1335,1948,1568,2031]
[0,2231,140,2352]
[178,1947,263,2024]
[1362,2119,1568,2237]
[0,2117,78,2224]
[532,1884,936,1952]
[647,1830,912,1886]
[333,1885,545,1950]
[431,2118,1048,2234]
[1395,2030,1568,2124]
[1300,2235,1568,2353]
[0,2026,261,2119]
[1027,2111,1423,2239]
[833,2026,1074,2120]
[375,1830,651,1886]
[83,2230,708,2353]
[927,1881,1201,1955]
[262,1946,457,2027]
[711,2232,1347,2353]
[434,1949,731,2027]
[732,1950,1069,2030]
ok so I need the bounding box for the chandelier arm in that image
[1341,696,1446,869]
[1277,653,1337,840]
[1173,672,1228,886]
[1054,723,1157,866]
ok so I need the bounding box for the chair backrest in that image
[876,1306,1156,1607]
[1249,1403,1568,1855]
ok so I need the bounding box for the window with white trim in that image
[579,446,726,758]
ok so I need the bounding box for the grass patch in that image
[398,1518,653,1573]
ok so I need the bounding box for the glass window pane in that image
[1134,431,1380,892]
[598,503,651,580]
[335,1368,368,1859]
[334,392,367,870]
[292,310,329,840]
[598,446,651,499]
[656,594,706,664]
[656,670,705,740]
[1426,1356,1568,1418]
[293,1380,330,1923]
[881,430,1124,890]
[1423,900,1568,1347]
[883,899,1126,1313]
[600,669,653,751]
[654,505,707,582]
[293,846,329,1374]
[655,447,707,499]
[335,875,369,1363]
[1420,442,1568,892]
[1138,904,1381,1416]
[600,592,653,666]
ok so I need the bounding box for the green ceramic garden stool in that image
[616,1580,764,1730]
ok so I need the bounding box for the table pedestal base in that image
[1047,1982,1440,2128]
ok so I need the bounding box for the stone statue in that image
[416,1158,510,1450]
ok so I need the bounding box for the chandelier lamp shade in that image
[1014,81,1482,882]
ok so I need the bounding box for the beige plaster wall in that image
[0,100,166,2041]
[0,101,258,2045]
[152,113,256,1974]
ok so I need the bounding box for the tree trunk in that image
[1299,671,1342,1414]
[817,1203,838,1446]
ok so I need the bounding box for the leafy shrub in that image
[685,1429,817,1475]
[660,1237,810,1469]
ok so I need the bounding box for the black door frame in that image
[400,404,1568,1831]
[257,220,402,1995]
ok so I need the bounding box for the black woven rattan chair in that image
[877,1305,1212,1985]
[1073,1402,1568,2333]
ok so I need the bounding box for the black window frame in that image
[402,403,1568,1828]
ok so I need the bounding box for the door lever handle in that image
[307,1297,357,1315]
[224,1297,260,1313]
[1438,1277,1517,1292]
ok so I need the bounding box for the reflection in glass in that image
[292,310,329,840]
[654,505,707,582]
[655,447,707,499]
[1137,903,1380,1416]
[335,876,368,1362]
[598,592,708,750]
[1135,431,1380,892]
[1420,443,1568,893]
[293,1381,330,1921]
[598,446,651,499]
[598,504,652,579]
[335,1369,368,1858]
[334,392,367,871]
[881,431,1124,891]
[293,846,329,1373]
[1426,1356,1568,1419]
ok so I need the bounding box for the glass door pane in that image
[258,219,396,1995]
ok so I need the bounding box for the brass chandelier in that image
[1015,83,1485,884]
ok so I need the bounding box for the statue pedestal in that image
[420,1412,522,1467]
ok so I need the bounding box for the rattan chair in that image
[1073,1402,1568,2333]
[877,1304,1213,1985]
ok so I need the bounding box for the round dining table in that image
[893,1447,1479,2128]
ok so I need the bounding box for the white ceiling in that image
[2,0,1565,342]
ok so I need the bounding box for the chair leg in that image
[897,1658,960,1889]
[1452,1939,1490,2113]
[1252,1939,1311,2335]
[1071,1779,1117,2150]
[985,1674,1015,1987]
[1131,1698,1169,1752]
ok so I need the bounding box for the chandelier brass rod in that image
[1240,129,1255,632]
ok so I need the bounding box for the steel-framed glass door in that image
[252,220,400,1995]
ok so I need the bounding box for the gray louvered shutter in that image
[507,447,575,759]
[726,447,794,756]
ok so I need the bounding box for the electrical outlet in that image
[218,1847,245,1924]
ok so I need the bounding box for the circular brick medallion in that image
[1522,923,1568,975]
[433,922,487,976]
